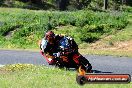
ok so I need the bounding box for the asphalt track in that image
[0,50,132,76]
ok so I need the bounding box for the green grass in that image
[107,14,132,43]
[0,64,131,88]
[0,7,132,57]
[78,13,132,57]
[79,49,132,57]
[0,7,128,48]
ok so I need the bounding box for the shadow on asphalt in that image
[43,65,113,73]
[92,70,113,73]
[63,68,113,73]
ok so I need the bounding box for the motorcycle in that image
[39,36,92,73]
[40,47,92,73]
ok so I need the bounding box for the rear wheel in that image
[78,55,92,73]
[86,65,92,73]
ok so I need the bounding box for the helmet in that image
[45,31,55,43]
[45,31,55,39]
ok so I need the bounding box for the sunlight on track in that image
[0,64,4,67]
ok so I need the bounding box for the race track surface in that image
[0,50,132,76]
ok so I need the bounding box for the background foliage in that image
[0,8,129,48]
[0,0,131,49]
[0,0,131,10]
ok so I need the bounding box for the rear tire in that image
[78,55,92,72]
[86,65,92,73]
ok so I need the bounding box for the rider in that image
[40,31,92,71]
[40,31,70,64]
[40,31,78,57]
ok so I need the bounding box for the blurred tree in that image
[0,0,131,10]
[104,0,108,9]
[126,0,132,6]
[0,0,4,6]
[55,0,69,10]
[76,0,91,9]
